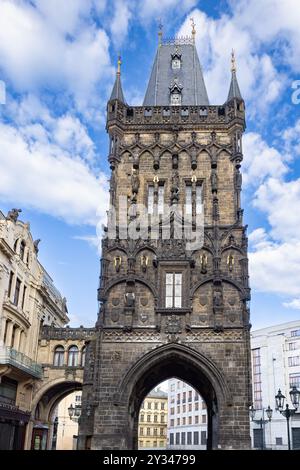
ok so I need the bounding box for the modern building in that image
[138,389,168,449]
[250,321,300,450]
[0,209,69,449]
[167,379,207,449]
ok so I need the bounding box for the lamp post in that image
[275,386,300,450]
[68,403,82,422]
[250,404,273,449]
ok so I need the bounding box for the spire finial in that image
[158,19,163,46]
[190,17,196,43]
[231,49,236,73]
[117,55,122,75]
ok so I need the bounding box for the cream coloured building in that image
[138,389,168,449]
[54,391,81,450]
[0,209,69,449]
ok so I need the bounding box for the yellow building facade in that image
[138,389,168,449]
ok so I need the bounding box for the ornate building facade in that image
[78,30,252,450]
[0,209,69,449]
[138,389,168,449]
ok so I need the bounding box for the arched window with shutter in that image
[68,345,79,367]
[53,345,64,366]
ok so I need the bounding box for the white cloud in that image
[283,299,300,310]
[110,0,132,47]
[249,234,300,297]
[253,177,300,242]
[138,0,197,22]
[0,99,109,225]
[0,0,114,115]
[177,9,286,112]
[242,132,288,186]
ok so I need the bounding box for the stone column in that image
[13,326,21,351]
[0,317,7,343]
[5,321,14,347]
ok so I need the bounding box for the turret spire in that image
[227,49,242,102]
[109,55,126,103]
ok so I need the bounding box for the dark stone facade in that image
[78,53,252,450]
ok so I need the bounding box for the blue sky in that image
[0,0,300,329]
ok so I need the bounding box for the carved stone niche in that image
[153,148,160,170]
[190,146,197,170]
[212,287,223,315]
[172,153,178,169]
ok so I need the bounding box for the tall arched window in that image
[68,345,79,367]
[53,345,64,366]
[20,240,26,261]
[81,346,86,367]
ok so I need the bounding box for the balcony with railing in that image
[0,346,42,379]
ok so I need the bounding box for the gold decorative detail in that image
[191,175,197,183]
[117,55,122,75]
[153,175,159,183]
[231,49,236,73]
[227,254,234,271]
[141,255,149,272]
[114,256,122,272]
[190,17,196,43]
[200,253,208,274]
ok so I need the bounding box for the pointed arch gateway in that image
[116,343,232,450]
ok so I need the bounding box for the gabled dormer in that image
[171,47,182,69]
[169,79,183,106]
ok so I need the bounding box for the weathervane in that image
[231,49,236,72]
[158,19,163,46]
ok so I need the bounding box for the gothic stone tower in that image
[78,38,251,450]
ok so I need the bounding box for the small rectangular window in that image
[187,432,192,445]
[8,271,14,298]
[201,431,207,445]
[276,437,283,445]
[194,431,199,445]
[14,278,21,306]
[170,433,174,445]
[165,273,182,308]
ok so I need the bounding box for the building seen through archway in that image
[138,380,207,450]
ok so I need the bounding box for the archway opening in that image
[138,379,208,450]
[31,381,82,450]
[123,345,223,450]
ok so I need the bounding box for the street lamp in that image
[68,403,82,422]
[250,404,273,450]
[275,386,300,450]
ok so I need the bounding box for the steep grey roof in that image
[109,72,126,103]
[227,70,242,101]
[143,43,209,106]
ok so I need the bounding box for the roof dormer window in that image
[172,58,181,69]
[169,79,183,106]
[170,92,181,106]
[171,48,182,70]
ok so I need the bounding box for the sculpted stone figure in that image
[125,292,135,308]
[33,239,41,254]
[131,169,140,194]
[7,208,22,222]
[171,171,180,203]
[211,170,218,192]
